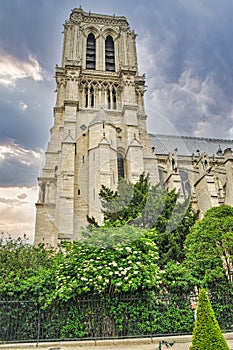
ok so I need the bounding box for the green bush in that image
[190,289,229,350]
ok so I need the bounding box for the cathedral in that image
[34,8,233,245]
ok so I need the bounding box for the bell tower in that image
[34,8,158,245]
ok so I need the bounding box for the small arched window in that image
[86,33,96,70]
[117,153,125,179]
[105,35,115,71]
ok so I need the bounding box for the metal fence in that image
[1,292,233,344]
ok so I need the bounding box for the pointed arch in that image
[85,86,88,107]
[90,86,94,108]
[105,35,115,71]
[86,33,96,69]
[112,88,117,109]
[117,153,125,179]
[107,88,111,109]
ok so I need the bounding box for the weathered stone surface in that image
[35,8,233,246]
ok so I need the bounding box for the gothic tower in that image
[34,8,158,245]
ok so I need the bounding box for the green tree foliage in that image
[162,262,199,294]
[97,173,149,226]
[91,173,198,268]
[139,187,198,267]
[184,205,233,287]
[52,226,161,301]
[190,289,229,350]
[0,233,55,301]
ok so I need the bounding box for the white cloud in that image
[19,101,28,111]
[0,142,42,167]
[0,52,44,87]
[17,193,28,200]
[0,186,38,243]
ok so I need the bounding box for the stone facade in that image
[34,8,233,245]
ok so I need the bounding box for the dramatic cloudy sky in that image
[1,0,233,242]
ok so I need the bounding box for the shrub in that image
[190,288,229,350]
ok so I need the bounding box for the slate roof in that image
[150,134,233,157]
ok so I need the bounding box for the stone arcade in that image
[34,8,233,245]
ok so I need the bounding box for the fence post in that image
[36,306,41,347]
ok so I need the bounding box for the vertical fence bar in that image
[36,306,41,347]
[1,292,233,343]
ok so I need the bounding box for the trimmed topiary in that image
[190,288,229,350]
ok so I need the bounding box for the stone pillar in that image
[56,133,76,239]
[194,173,219,213]
[224,148,233,206]
[88,134,117,224]
[125,137,144,183]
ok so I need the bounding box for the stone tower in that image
[34,8,158,245]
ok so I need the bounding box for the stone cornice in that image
[82,69,119,78]
[35,203,56,207]
[64,100,79,108]
[38,175,57,182]
[70,9,129,29]
[78,108,123,116]
[123,104,138,112]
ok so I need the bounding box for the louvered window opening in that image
[105,35,115,71]
[86,33,96,70]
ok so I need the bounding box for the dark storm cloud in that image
[0,78,55,149]
[0,142,41,186]
[0,1,64,71]
[132,0,233,138]
[0,159,38,187]
[1,0,233,188]
[0,0,77,151]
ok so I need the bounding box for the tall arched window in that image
[86,33,96,70]
[107,88,111,109]
[105,35,115,71]
[117,153,125,179]
[112,88,117,109]
[90,87,94,108]
[85,87,88,107]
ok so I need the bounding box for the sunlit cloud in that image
[19,101,28,111]
[0,142,41,166]
[0,52,44,87]
[0,186,38,243]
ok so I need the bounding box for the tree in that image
[52,226,161,301]
[190,288,229,350]
[89,174,198,268]
[162,261,199,294]
[184,205,233,288]
[97,173,149,226]
[138,186,198,267]
[0,233,56,301]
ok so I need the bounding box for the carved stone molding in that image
[54,106,64,113]
[64,100,79,108]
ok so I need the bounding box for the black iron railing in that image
[0,292,233,343]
